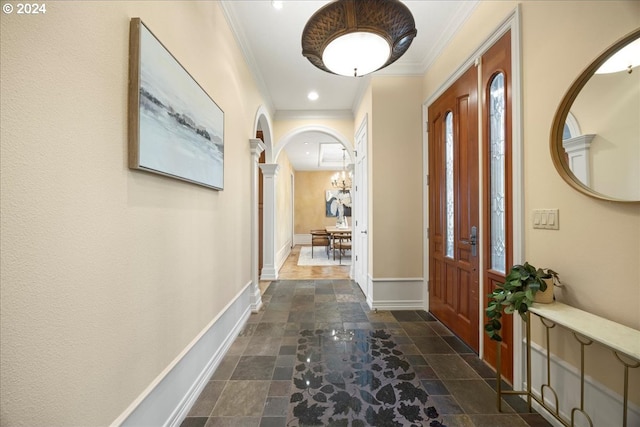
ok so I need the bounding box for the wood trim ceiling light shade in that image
[301,0,417,77]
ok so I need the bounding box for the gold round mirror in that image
[550,28,640,202]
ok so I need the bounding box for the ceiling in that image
[220,0,479,170]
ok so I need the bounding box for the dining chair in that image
[310,229,330,258]
[333,231,352,264]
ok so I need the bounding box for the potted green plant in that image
[485,262,561,341]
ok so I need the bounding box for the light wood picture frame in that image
[128,18,224,190]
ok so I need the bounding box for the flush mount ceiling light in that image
[595,38,640,74]
[301,0,417,77]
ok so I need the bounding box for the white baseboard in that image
[276,240,292,272]
[354,274,373,309]
[111,281,253,427]
[369,278,425,311]
[371,299,425,311]
[260,265,278,281]
[525,340,640,427]
[249,281,263,313]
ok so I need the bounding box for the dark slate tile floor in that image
[180,280,551,427]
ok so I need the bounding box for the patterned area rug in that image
[288,328,446,426]
[297,246,351,266]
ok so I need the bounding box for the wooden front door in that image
[257,131,265,275]
[482,31,513,382]
[428,65,480,352]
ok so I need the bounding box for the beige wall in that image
[522,1,639,401]
[370,76,424,278]
[522,0,639,327]
[422,0,639,403]
[294,171,343,234]
[0,2,264,425]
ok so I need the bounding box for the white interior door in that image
[354,117,369,302]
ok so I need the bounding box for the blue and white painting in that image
[136,21,224,189]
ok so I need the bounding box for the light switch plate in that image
[533,209,559,230]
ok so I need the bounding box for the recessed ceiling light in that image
[308,91,319,101]
[271,1,283,10]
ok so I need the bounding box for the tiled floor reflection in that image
[289,328,445,425]
[180,280,551,427]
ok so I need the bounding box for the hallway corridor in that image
[180,251,551,426]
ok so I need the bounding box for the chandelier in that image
[331,149,352,193]
[301,0,417,77]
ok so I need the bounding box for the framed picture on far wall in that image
[128,18,224,190]
[325,189,352,217]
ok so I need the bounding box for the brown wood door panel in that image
[458,271,471,318]
[485,273,512,380]
[481,31,513,383]
[445,263,455,307]
[428,64,480,352]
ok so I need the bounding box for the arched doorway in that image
[259,124,354,281]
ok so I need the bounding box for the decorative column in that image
[259,163,280,280]
[249,139,265,312]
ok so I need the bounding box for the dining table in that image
[325,226,352,259]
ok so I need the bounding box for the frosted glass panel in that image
[489,74,506,272]
[445,112,454,258]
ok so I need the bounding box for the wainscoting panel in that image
[276,239,293,272]
[370,278,425,311]
[113,282,252,427]
[525,340,640,427]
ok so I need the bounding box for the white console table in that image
[496,301,640,427]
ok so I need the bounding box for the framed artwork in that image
[325,189,352,217]
[128,18,224,190]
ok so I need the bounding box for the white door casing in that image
[354,116,370,305]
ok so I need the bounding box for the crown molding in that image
[219,1,275,116]
[418,0,480,74]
